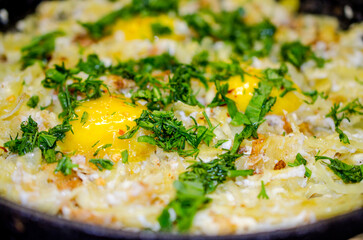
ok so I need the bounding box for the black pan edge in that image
[0,196,362,240]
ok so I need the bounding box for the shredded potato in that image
[0,0,362,235]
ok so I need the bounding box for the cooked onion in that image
[0,93,26,120]
[315,162,363,194]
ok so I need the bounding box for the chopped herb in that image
[151,23,172,36]
[93,143,112,156]
[159,149,248,232]
[89,159,114,171]
[76,54,106,76]
[27,95,40,108]
[214,139,228,148]
[191,50,209,68]
[91,140,100,148]
[54,156,78,176]
[257,181,269,199]
[302,90,328,104]
[227,169,254,178]
[288,153,312,178]
[264,65,296,97]
[4,116,71,163]
[79,0,178,39]
[325,98,363,144]
[21,31,64,69]
[121,149,129,163]
[280,41,325,69]
[119,110,215,157]
[158,63,279,231]
[42,62,109,120]
[184,9,276,58]
[80,111,89,125]
[315,154,363,184]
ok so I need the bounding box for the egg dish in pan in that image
[0,0,362,235]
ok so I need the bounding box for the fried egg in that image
[59,95,154,162]
[111,15,183,41]
[226,70,302,115]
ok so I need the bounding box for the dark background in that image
[0,0,363,32]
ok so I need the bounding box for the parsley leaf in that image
[315,154,363,183]
[80,0,178,39]
[80,111,89,126]
[55,156,78,176]
[93,143,112,156]
[42,62,109,120]
[302,90,328,104]
[151,23,172,36]
[288,153,312,178]
[89,159,114,171]
[280,41,325,69]
[325,98,363,144]
[119,110,215,157]
[20,31,64,69]
[76,54,106,76]
[159,149,252,232]
[27,95,40,108]
[4,116,71,164]
[184,9,276,58]
[257,181,269,199]
[121,149,129,163]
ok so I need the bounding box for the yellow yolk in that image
[112,15,182,41]
[226,71,302,115]
[59,95,154,162]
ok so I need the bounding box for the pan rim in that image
[0,195,362,240]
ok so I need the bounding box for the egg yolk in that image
[112,15,182,41]
[226,71,302,115]
[59,95,154,162]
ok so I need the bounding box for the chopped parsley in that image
[158,149,253,232]
[315,154,363,184]
[280,41,325,69]
[4,116,71,164]
[184,8,276,58]
[89,159,114,171]
[121,149,129,163]
[151,23,172,36]
[76,54,107,76]
[92,140,100,148]
[80,111,89,126]
[93,143,112,156]
[158,65,277,231]
[119,110,216,157]
[42,62,109,120]
[26,95,40,108]
[79,0,178,39]
[288,153,312,178]
[55,156,78,176]
[325,98,363,144]
[20,31,64,69]
[213,139,228,148]
[257,181,269,199]
[302,90,328,104]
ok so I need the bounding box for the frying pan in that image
[0,0,362,239]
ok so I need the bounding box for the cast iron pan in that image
[0,0,362,239]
